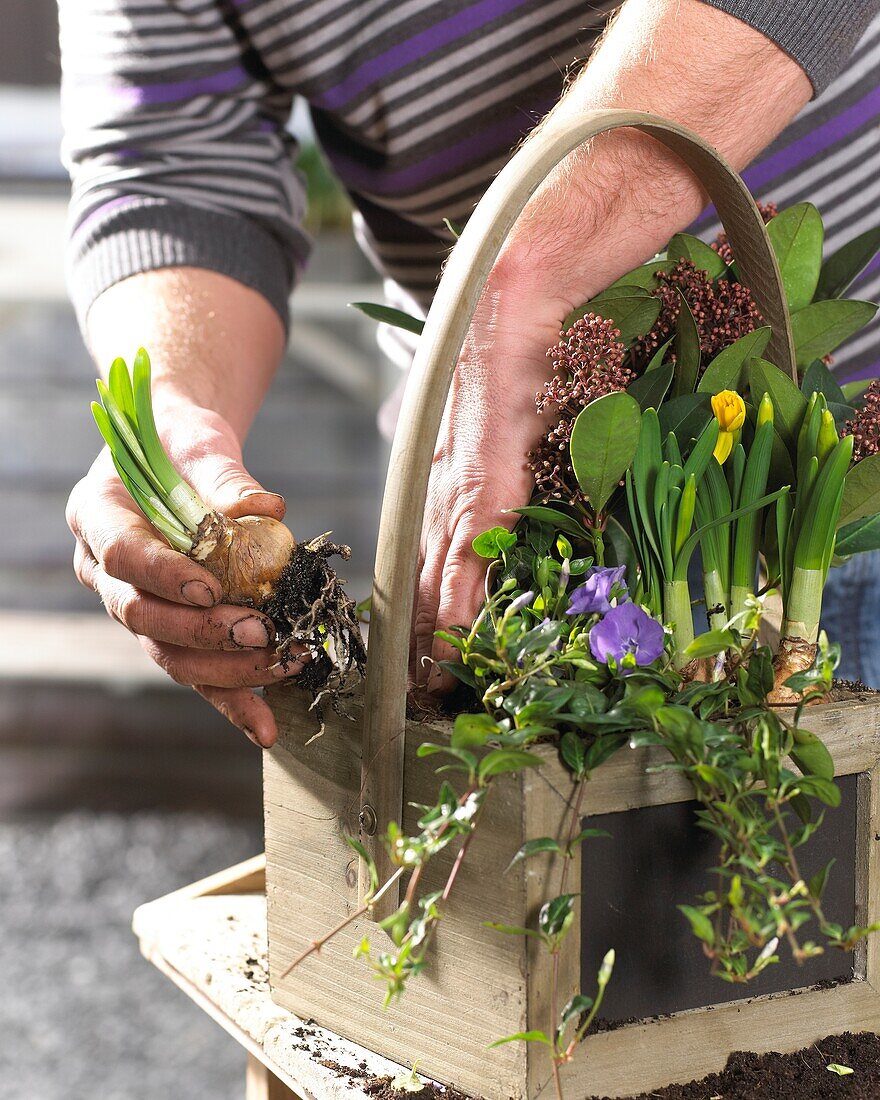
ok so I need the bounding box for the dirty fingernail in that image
[182,580,216,608]
[231,616,271,649]
[272,660,304,679]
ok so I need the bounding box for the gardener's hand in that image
[68,407,301,750]
[411,0,810,693]
[412,274,565,691]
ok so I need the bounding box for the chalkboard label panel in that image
[580,773,857,1022]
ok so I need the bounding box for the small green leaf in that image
[678,904,715,945]
[561,994,594,1026]
[838,454,880,529]
[511,506,587,544]
[344,835,378,895]
[349,301,424,335]
[816,223,880,300]
[766,202,824,311]
[671,293,701,398]
[809,859,835,901]
[790,299,878,367]
[568,828,611,854]
[478,749,543,782]
[539,894,576,937]
[569,391,642,513]
[698,327,772,394]
[560,730,586,776]
[790,728,835,780]
[826,1064,854,1077]
[566,287,661,346]
[472,526,517,559]
[667,233,727,278]
[685,629,738,659]
[748,358,808,451]
[506,837,562,872]
[489,1031,551,1048]
[452,712,499,750]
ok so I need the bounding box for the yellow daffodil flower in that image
[711,390,746,464]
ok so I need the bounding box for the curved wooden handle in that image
[359,108,794,915]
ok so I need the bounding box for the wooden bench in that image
[132,855,449,1100]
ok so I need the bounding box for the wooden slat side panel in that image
[265,687,528,1099]
[555,982,880,1099]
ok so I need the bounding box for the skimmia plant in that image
[90,349,366,713]
[310,206,880,1097]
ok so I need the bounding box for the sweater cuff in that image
[702,0,879,94]
[67,198,310,334]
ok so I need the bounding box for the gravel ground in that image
[0,811,262,1100]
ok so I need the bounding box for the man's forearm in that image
[497,0,813,307]
[86,268,286,441]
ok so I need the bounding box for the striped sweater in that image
[60,0,880,380]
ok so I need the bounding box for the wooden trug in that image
[265,690,880,1099]
[265,108,877,1099]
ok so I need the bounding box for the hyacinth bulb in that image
[194,513,295,607]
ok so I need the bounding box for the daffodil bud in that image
[711,390,746,464]
[816,408,838,466]
[757,392,774,426]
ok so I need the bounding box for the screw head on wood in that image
[359,804,378,835]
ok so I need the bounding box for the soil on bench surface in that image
[593,1031,880,1100]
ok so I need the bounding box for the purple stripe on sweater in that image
[325,98,552,195]
[691,87,880,232]
[104,66,248,110]
[73,194,142,238]
[311,0,534,111]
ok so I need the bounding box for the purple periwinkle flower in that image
[567,565,628,617]
[589,603,665,668]
[506,589,535,616]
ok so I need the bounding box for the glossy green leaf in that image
[678,904,715,945]
[489,1031,551,1048]
[790,728,835,780]
[671,292,701,398]
[800,358,846,404]
[452,712,499,749]
[816,223,880,299]
[685,629,738,659]
[627,339,674,410]
[510,507,587,545]
[477,749,543,782]
[835,511,880,555]
[603,259,666,293]
[657,393,712,444]
[838,454,880,529]
[667,232,727,278]
[790,299,878,367]
[569,391,642,513]
[765,202,823,311]
[472,526,517,559]
[747,358,807,451]
[561,994,594,1026]
[506,837,562,873]
[539,893,576,937]
[565,287,661,346]
[842,378,875,405]
[697,327,772,394]
[560,730,586,776]
[349,301,424,335]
